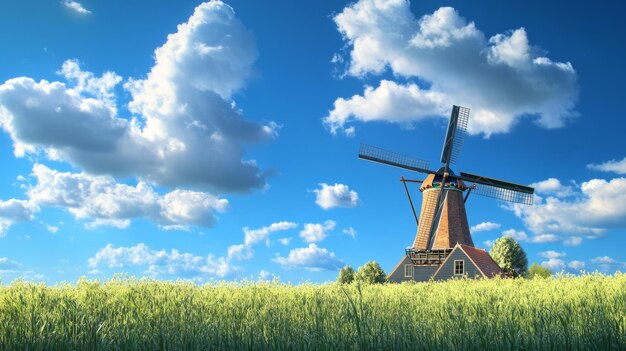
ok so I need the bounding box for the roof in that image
[458,244,504,278]
[419,173,468,192]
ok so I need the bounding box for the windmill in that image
[358,105,534,281]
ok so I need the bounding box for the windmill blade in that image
[358,143,433,174]
[440,105,470,165]
[457,171,534,205]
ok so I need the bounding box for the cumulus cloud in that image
[508,177,626,245]
[324,81,448,135]
[588,157,626,175]
[0,1,275,193]
[563,236,583,246]
[259,270,273,280]
[228,221,298,261]
[314,183,359,210]
[243,221,298,246]
[0,257,22,273]
[273,244,344,271]
[530,178,574,198]
[342,227,357,239]
[63,1,91,15]
[326,1,577,137]
[299,220,336,243]
[88,243,240,280]
[470,221,500,233]
[45,224,59,233]
[591,256,616,264]
[541,258,565,271]
[226,244,253,261]
[501,229,559,244]
[0,199,39,236]
[538,250,566,259]
[27,164,228,230]
[278,237,292,245]
[568,260,585,270]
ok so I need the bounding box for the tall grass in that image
[0,273,624,350]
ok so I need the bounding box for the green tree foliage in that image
[528,263,552,279]
[355,261,387,284]
[489,236,528,277]
[337,265,355,284]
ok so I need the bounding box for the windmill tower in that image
[359,105,534,282]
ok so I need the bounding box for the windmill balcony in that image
[405,247,453,265]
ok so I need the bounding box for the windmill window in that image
[454,260,464,275]
[404,264,413,278]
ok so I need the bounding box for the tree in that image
[355,261,386,284]
[337,265,355,284]
[489,236,528,277]
[528,263,552,279]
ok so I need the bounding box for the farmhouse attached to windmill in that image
[359,106,534,282]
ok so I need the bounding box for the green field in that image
[0,273,624,350]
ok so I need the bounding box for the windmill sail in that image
[457,171,534,205]
[358,143,432,174]
[440,105,469,165]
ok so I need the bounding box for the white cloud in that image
[273,244,344,271]
[541,258,565,271]
[591,256,616,264]
[0,199,39,236]
[588,157,626,175]
[483,240,494,248]
[228,221,298,261]
[327,2,577,137]
[528,234,561,243]
[470,221,500,233]
[0,257,22,273]
[299,220,336,243]
[501,229,560,244]
[568,260,585,270]
[508,177,626,245]
[538,250,566,259]
[502,229,527,241]
[59,60,120,111]
[26,164,228,230]
[530,178,574,198]
[88,243,240,280]
[63,1,91,15]
[227,244,253,260]
[278,237,292,245]
[563,236,583,246]
[0,1,275,193]
[243,221,298,246]
[314,183,359,210]
[342,227,357,239]
[323,80,448,135]
[487,28,530,68]
[259,270,272,280]
[85,218,131,230]
[45,224,59,233]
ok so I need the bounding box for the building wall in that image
[412,265,439,282]
[413,188,473,250]
[388,256,413,282]
[388,255,439,282]
[432,190,474,249]
[433,248,483,280]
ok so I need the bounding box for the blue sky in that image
[1,0,625,284]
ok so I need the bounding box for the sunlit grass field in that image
[0,273,624,350]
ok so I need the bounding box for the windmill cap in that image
[420,171,468,191]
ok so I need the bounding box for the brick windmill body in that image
[359,106,534,282]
